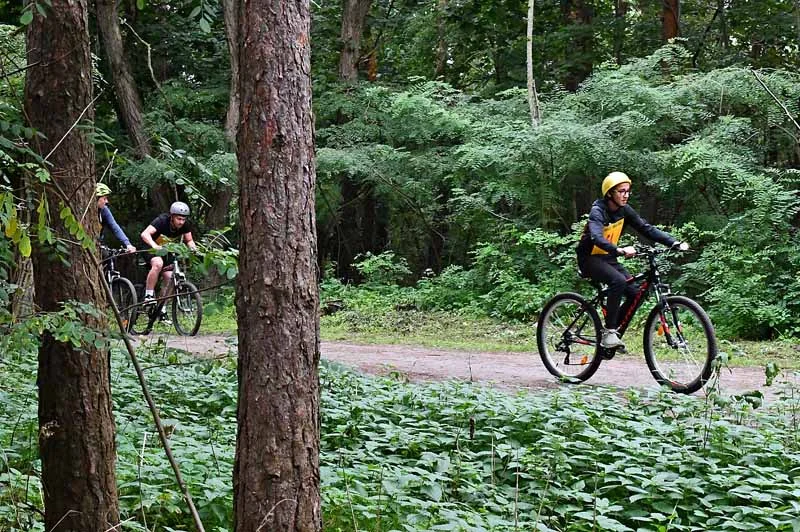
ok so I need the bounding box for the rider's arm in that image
[623,207,677,248]
[100,207,134,249]
[183,231,198,252]
[587,205,623,256]
[141,225,161,249]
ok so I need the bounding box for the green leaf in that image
[19,235,31,257]
[19,10,33,25]
[199,17,211,33]
[136,0,145,9]
[189,5,202,18]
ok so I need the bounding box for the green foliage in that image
[4,348,800,531]
[353,250,411,287]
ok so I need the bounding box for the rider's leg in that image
[579,256,629,348]
[145,256,164,299]
[580,257,629,328]
[159,270,173,299]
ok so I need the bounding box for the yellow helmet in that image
[601,171,632,197]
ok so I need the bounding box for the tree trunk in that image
[527,0,541,126]
[96,0,150,158]
[223,0,241,146]
[613,0,627,64]
[24,2,120,531]
[561,0,593,92]
[338,0,372,81]
[435,0,448,77]
[662,0,680,41]
[234,0,321,528]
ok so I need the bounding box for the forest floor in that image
[132,333,799,401]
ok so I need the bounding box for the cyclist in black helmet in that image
[577,172,689,350]
[140,201,197,305]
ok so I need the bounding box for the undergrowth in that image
[2,344,800,530]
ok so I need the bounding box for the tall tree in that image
[561,0,594,91]
[613,0,628,64]
[663,0,680,40]
[24,2,120,530]
[96,0,150,158]
[234,0,321,529]
[527,0,541,126]
[338,0,372,81]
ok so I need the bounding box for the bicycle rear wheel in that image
[537,292,602,383]
[172,281,202,336]
[110,277,137,333]
[643,295,717,394]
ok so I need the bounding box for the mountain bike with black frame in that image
[536,244,717,394]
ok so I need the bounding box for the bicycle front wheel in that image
[172,281,202,336]
[536,292,602,383]
[110,277,137,333]
[643,295,717,394]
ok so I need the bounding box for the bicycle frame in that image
[585,247,675,341]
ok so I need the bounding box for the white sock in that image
[145,290,154,297]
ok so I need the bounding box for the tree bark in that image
[435,0,448,77]
[527,0,541,126]
[561,0,593,91]
[338,0,372,81]
[234,0,321,528]
[662,0,680,41]
[223,0,241,146]
[24,2,120,531]
[96,0,150,158]
[613,0,628,64]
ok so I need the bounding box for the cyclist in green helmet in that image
[96,182,137,253]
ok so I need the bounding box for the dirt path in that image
[136,333,798,399]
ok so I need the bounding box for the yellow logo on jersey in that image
[591,218,624,255]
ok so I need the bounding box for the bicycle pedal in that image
[600,348,617,360]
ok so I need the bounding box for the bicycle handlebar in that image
[631,242,686,258]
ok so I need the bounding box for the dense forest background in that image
[1,0,799,339]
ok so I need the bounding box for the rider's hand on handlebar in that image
[672,241,690,252]
[618,246,637,258]
[125,244,137,253]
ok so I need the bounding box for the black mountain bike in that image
[101,246,138,332]
[130,253,203,336]
[536,244,717,394]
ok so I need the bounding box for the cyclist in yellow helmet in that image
[577,172,689,349]
[96,183,137,253]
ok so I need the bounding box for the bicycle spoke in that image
[644,297,715,393]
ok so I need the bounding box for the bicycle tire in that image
[643,295,717,394]
[537,292,603,383]
[172,281,203,336]
[110,277,138,333]
[130,298,156,336]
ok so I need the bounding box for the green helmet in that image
[95,183,112,197]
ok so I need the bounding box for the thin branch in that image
[44,92,102,164]
[751,69,800,135]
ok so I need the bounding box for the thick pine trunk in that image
[338,0,372,81]
[663,0,680,41]
[234,0,321,528]
[24,2,119,531]
[96,0,150,158]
